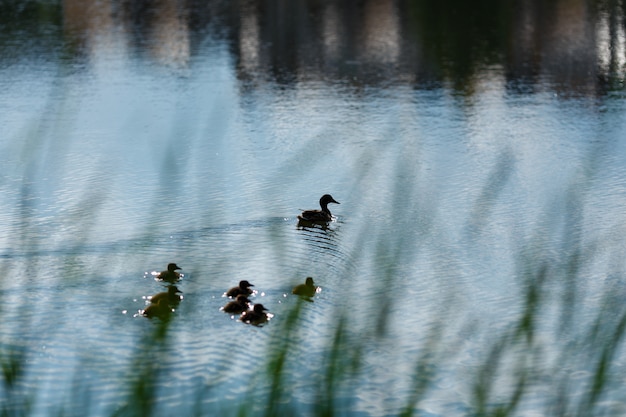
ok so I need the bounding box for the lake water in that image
[2,1,626,416]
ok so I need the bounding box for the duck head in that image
[235,294,250,304]
[253,303,268,313]
[320,194,339,207]
[240,280,254,289]
[168,286,182,294]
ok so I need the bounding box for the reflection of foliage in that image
[0,1,61,27]
[1,0,625,93]
[405,0,513,83]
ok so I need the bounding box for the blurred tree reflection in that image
[1,0,624,93]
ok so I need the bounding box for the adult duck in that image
[226,280,254,298]
[298,194,340,224]
[148,285,182,305]
[240,303,270,326]
[222,294,251,314]
[292,277,318,298]
[157,263,182,282]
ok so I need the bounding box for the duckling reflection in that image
[297,194,340,226]
[292,277,319,299]
[222,294,250,314]
[240,303,270,326]
[157,263,182,282]
[226,280,254,298]
[148,285,182,306]
[142,299,173,319]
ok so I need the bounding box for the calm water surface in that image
[2,2,626,416]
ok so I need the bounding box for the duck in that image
[142,299,172,319]
[240,303,269,326]
[298,194,340,223]
[222,294,251,314]
[157,263,182,282]
[226,280,254,298]
[292,277,318,298]
[148,285,182,305]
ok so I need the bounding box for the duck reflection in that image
[226,280,255,297]
[240,303,271,326]
[222,294,251,314]
[292,277,319,300]
[297,194,340,227]
[156,263,182,282]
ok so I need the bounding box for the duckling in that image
[222,294,251,314]
[292,277,318,298]
[226,280,254,298]
[142,299,172,319]
[157,263,182,282]
[298,194,340,223]
[148,285,182,305]
[240,303,269,326]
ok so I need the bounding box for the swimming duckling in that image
[298,194,340,224]
[157,263,182,282]
[148,285,182,305]
[292,277,318,298]
[226,280,254,298]
[142,299,172,319]
[240,303,269,326]
[222,294,251,314]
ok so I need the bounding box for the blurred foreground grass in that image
[2,130,626,416]
[3,196,626,417]
[3,130,626,416]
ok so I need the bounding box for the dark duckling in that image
[226,280,254,298]
[298,194,340,223]
[157,263,182,282]
[222,294,251,314]
[240,303,269,326]
[148,285,182,305]
[292,277,318,298]
[142,299,172,319]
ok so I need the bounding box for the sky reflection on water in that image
[2,1,626,416]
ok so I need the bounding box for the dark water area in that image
[2,1,626,416]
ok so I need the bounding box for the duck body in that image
[298,194,340,224]
[223,294,251,314]
[149,285,182,305]
[226,280,254,298]
[143,299,172,319]
[157,263,182,282]
[292,277,318,298]
[241,303,269,326]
